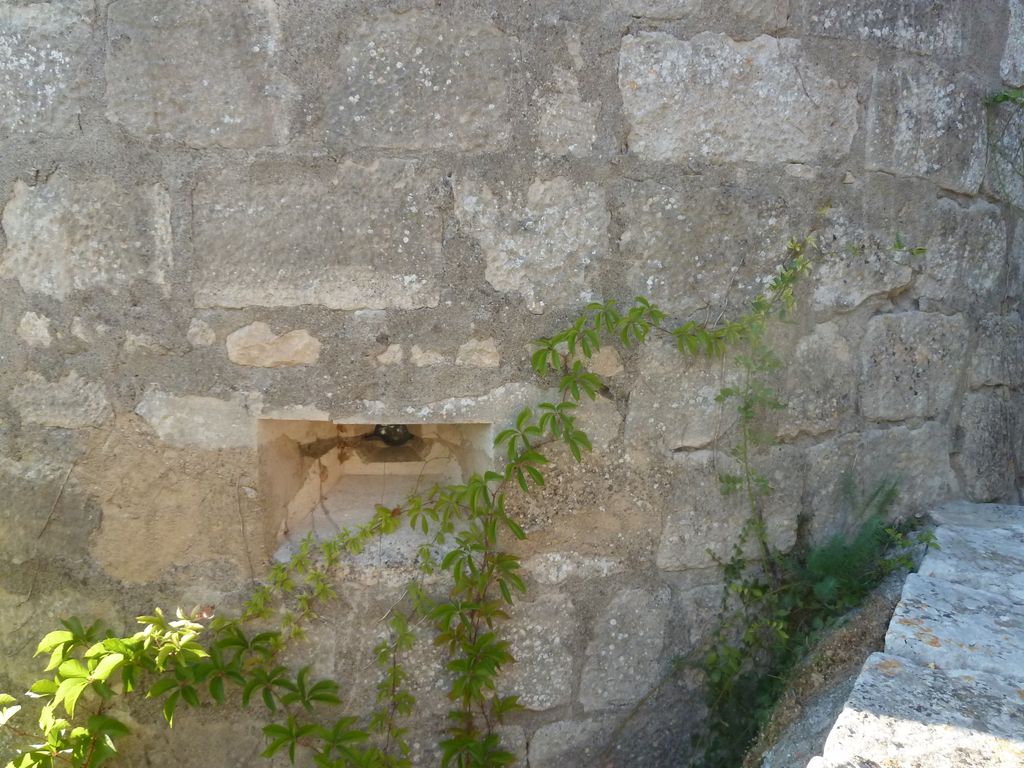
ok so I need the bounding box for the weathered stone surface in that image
[535,68,597,157]
[0,1,91,136]
[613,0,700,19]
[587,347,624,378]
[106,0,294,147]
[501,593,577,710]
[0,176,172,300]
[186,318,215,348]
[620,32,857,164]
[579,586,670,710]
[455,176,608,313]
[624,339,739,456]
[885,574,1024,677]
[1003,0,1024,86]
[727,0,791,27]
[986,100,1024,210]
[921,525,1024,604]
[918,200,1007,312]
[17,312,52,348]
[859,312,969,422]
[225,322,321,368]
[323,12,512,151]
[619,175,815,315]
[811,237,914,313]
[802,0,966,56]
[10,371,111,429]
[376,344,403,365]
[409,345,446,367]
[780,322,855,439]
[822,653,1024,768]
[806,424,957,542]
[521,551,625,585]
[656,447,803,570]
[135,387,258,449]
[193,161,443,310]
[930,501,1024,530]
[528,716,618,768]
[958,392,1015,503]
[865,62,986,194]
[456,338,500,368]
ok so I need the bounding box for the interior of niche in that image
[258,420,492,564]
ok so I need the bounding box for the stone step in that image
[918,525,1024,605]
[818,652,1024,768]
[929,501,1024,530]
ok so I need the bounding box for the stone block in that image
[865,61,986,194]
[655,447,803,570]
[528,716,618,768]
[323,11,512,151]
[192,160,444,310]
[930,501,1024,529]
[105,0,294,147]
[456,338,500,368]
[802,0,966,56]
[618,174,817,316]
[613,0,700,19]
[0,1,91,136]
[823,653,1024,768]
[805,424,957,542]
[0,176,172,300]
[521,551,625,585]
[535,68,597,158]
[135,387,258,449]
[17,312,52,348]
[455,176,609,314]
[918,200,1007,313]
[624,339,740,457]
[619,32,857,164]
[727,0,791,28]
[811,237,914,314]
[971,313,1024,388]
[985,100,1024,210]
[500,592,578,711]
[921,525,1024,604]
[958,392,1015,503]
[859,312,969,422]
[780,322,855,439]
[885,574,1024,677]
[579,586,670,709]
[225,322,321,368]
[1003,0,1024,86]
[10,371,111,429]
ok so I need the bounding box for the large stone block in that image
[780,322,855,438]
[624,339,740,457]
[618,175,816,316]
[971,313,1024,388]
[918,200,1007,313]
[805,423,958,542]
[455,176,609,313]
[9,371,111,429]
[801,0,966,56]
[859,312,969,422]
[579,586,670,710]
[192,160,444,310]
[619,32,857,164]
[500,592,578,711]
[958,392,1015,503]
[0,175,172,300]
[985,99,1024,210]
[528,716,618,768]
[323,11,512,151]
[105,0,295,147]
[0,1,91,136]
[1003,0,1024,86]
[865,61,986,194]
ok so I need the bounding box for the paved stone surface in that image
[578,586,670,710]
[620,32,857,164]
[106,0,294,147]
[865,61,986,194]
[813,504,1024,767]
[192,160,443,310]
[0,176,172,300]
[0,1,91,136]
[323,11,512,151]
[455,176,608,313]
[859,312,969,422]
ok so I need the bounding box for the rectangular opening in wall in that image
[257,420,492,565]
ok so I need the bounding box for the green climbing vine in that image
[0,241,816,768]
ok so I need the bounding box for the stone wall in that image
[0,1,1021,766]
